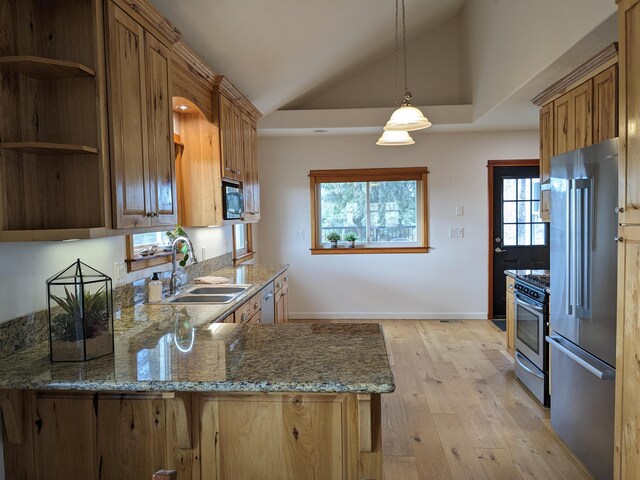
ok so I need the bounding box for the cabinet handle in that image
[615,236,624,243]
[283,276,288,282]
[276,282,281,289]
[241,313,247,321]
[615,206,624,214]
[152,212,158,217]
[146,212,153,217]
[254,301,258,309]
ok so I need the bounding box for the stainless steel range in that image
[514,273,550,407]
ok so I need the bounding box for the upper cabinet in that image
[218,94,244,182]
[242,114,260,222]
[533,44,618,223]
[0,0,110,241]
[106,2,177,229]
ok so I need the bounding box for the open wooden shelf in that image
[0,142,98,155]
[0,56,95,79]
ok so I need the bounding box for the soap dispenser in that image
[149,272,163,303]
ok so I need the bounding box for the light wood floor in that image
[297,319,591,480]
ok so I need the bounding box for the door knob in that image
[495,247,508,253]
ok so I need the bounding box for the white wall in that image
[257,130,538,319]
[0,226,232,324]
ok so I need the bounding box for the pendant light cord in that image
[394,0,399,107]
[402,0,408,98]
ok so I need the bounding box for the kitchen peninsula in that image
[0,265,394,480]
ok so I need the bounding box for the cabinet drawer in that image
[234,292,261,324]
[248,310,261,324]
[274,274,284,292]
[281,270,289,290]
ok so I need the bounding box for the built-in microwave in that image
[222,181,244,220]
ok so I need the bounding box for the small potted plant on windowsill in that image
[326,232,341,248]
[344,233,357,248]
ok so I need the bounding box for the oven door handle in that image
[514,293,544,313]
[515,351,544,379]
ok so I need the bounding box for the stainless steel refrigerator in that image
[547,138,618,480]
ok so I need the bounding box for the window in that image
[309,167,429,254]
[233,223,254,265]
[125,231,173,272]
[502,177,546,246]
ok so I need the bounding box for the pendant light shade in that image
[376,129,415,146]
[384,94,432,132]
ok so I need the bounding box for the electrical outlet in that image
[295,229,305,239]
[113,261,126,284]
[201,247,206,259]
[449,227,464,238]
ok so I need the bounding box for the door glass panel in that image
[517,179,531,200]
[503,179,516,201]
[502,176,547,246]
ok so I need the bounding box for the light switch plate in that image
[456,206,464,216]
[449,227,464,238]
[295,229,305,239]
[113,261,126,284]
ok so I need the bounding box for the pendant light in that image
[376,129,415,146]
[382,0,431,133]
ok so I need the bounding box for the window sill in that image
[310,246,429,255]
[233,251,255,266]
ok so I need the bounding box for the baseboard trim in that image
[289,312,487,320]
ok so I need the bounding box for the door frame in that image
[487,159,540,319]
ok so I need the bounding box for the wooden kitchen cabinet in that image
[106,2,177,229]
[534,44,618,224]
[614,1,640,477]
[0,0,111,241]
[242,114,261,222]
[593,65,618,143]
[505,275,515,354]
[218,94,244,182]
[275,271,290,324]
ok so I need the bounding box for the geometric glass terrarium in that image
[46,259,114,362]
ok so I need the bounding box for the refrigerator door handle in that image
[566,179,574,316]
[515,351,544,379]
[546,335,615,380]
[574,179,591,317]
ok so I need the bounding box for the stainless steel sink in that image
[185,286,249,295]
[167,294,235,304]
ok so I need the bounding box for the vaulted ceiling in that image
[150,0,617,134]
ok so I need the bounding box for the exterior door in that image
[491,165,550,318]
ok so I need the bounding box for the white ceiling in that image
[149,0,465,115]
[150,0,616,134]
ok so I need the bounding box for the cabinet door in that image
[145,32,177,226]
[219,95,242,181]
[539,103,554,222]
[614,225,640,479]
[199,394,344,480]
[618,0,640,225]
[554,91,574,155]
[593,65,618,143]
[572,80,593,149]
[282,283,289,323]
[107,4,151,229]
[242,114,259,222]
[275,288,284,324]
[33,394,97,479]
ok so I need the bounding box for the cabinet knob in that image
[254,301,258,309]
[283,276,288,282]
[615,206,624,214]
[241,313,247,321]
[615,236,624,243]
[146,212,153,217]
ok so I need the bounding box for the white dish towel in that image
[193,276,229,285]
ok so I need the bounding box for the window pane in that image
[517,178,531,200]
[517,224,531,245]
[132,231,170,255]
[319,182,366,242]
[517,201,531,223]
[504,224,517,246]
[533,223,546,245]
[503,202,516,223]
[503,179,516,201]
[234,224,247,254]
[368,180,417,243]
[532,178,541,200]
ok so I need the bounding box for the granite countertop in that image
[0,264,395,395]
[504,269,550,278]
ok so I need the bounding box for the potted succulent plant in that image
[326,232,341,248]
[344,233,357,248]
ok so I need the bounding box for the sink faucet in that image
[170,236,198,294]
